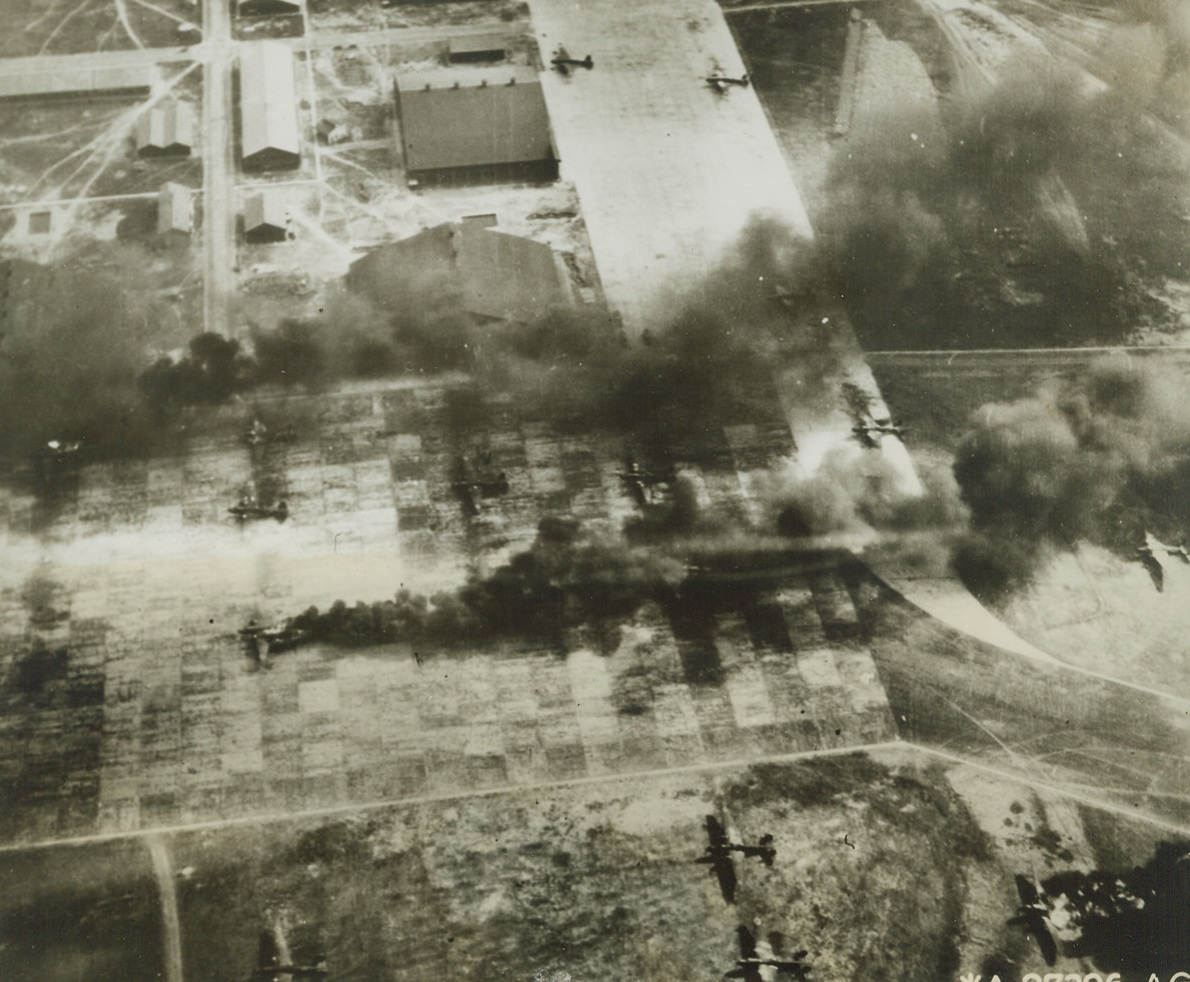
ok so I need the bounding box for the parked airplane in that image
[26,437,84,493]
[702,815,776,864]
[696,815,776,904]
[229,495,289,522]
[239,620,306,654]
[451,451,509,515]
[616,454,675,507]
[551,46,594,74]
[245,417,297,447]
[851,415,906,448]
[706,72,750,94]
[40,438,83,458]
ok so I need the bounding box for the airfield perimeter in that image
[1,0,1190,979]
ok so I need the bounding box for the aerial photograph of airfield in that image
[2,0,1190,979]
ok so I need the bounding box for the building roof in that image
[239,41,300,165]
[447,34,506,57]
[136,101,194,152]
[237,0,304,13]
[0,64,152,100]
[243,191,289,233]
[158,182,193,234]
[394,67,553,174]
[347,222,568,322]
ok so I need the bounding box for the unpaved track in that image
[148,834,184,982]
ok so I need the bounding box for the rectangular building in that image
[0,64,152,101]
[446,35,507,64]
[243,191,290,243]
[239,41,301,172]
[236,0,304,14]
[136,101,195,157]
[394,67,556,185]
[158,182,193,235]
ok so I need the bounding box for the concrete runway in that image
[528,0,814,331]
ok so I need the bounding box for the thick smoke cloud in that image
[949,54,1088,192]
[754,447,969,582]
[819,22,1189,350]
[467,218,834,448]
[0,266,158,458]
[952,359,1190,597]
[249,287,477,386]
[140,332,253,409]
[1038,839,1190,977]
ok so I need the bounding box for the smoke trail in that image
[288,517,686,649]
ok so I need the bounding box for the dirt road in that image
[148,834,184,982]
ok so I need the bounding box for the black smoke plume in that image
[139,332,253,409]
[287,517,685,650]
[818,29,1187,350]
[1033,840,1190,977]
[468,219,842,453]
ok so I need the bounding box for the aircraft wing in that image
[1007,910,1058,966]
[1139,551,1165,592]
[706,815,729,849]
[697,848,738,904]
[1010,875,1058,966]
[1036,923,1058,966]
[1013,874,1041,908]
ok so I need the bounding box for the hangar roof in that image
[240,41,300,163]
[347,222,568,322]
[393,67,553,173]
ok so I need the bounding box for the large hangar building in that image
[239,41,301,172]
[393,67,557,185]
[346,221,570,323]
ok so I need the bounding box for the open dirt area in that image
[0,0,198,58]
[2,748,1182,982]
[0,61,201,206]
[307,0,529,34]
